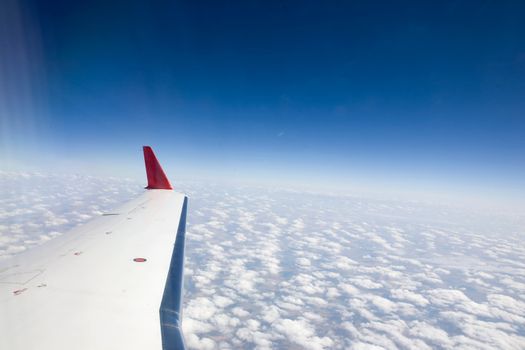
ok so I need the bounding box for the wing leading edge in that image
[0,146,188,350]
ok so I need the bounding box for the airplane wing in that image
[0,147,188,350]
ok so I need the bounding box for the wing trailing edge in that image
[160,196,188,350]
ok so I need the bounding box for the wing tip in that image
[142,146,173,190]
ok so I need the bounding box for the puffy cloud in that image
[184,333,216,350]
[273,318,334,350]
[391,289,429,307]
[409,321,451,348]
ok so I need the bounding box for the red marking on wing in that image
[133,258,147,262]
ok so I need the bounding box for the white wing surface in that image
[0,147,187,349]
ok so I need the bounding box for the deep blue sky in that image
[1,0,524,205]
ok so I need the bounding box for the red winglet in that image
[143,146,173,190]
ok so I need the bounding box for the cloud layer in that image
[1,173,524,349]
[180,184,525,349]
[0,171,142,260]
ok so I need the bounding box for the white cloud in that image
[391,289,429,307]
[184,333,216,350]
[409,321,451,348]
[273,318,334,350]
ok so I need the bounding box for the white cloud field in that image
[0,171,142,259]
[1,171,525,349]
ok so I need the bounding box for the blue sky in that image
[1,0,524,205]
